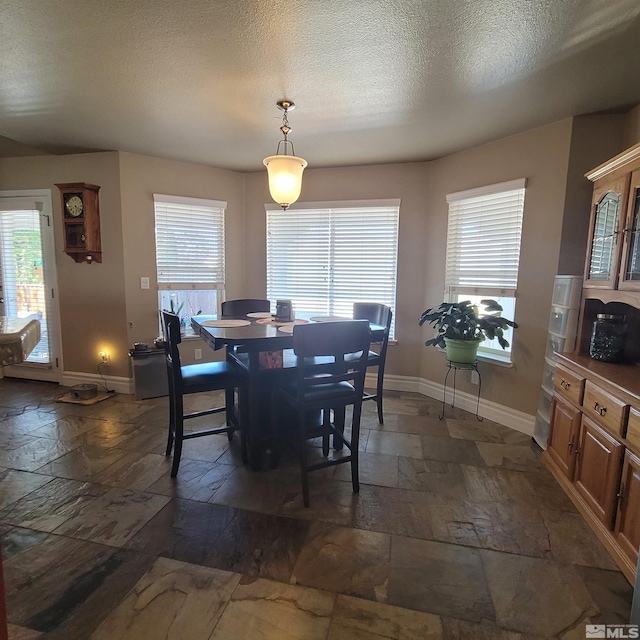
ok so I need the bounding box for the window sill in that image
[476,352,514,368]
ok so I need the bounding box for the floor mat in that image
[55,391,113,405]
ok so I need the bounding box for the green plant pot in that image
[444,338,481,364]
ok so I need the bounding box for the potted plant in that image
[419,299,518,363]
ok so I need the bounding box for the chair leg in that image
[170,395,185,478]
[376,365,385,424]
[239,386,249,465]
[269,392,280,469]
[299,409,310,508]
[225,387,235,441]
[351,403,362,494]
[165,379,176,456]
[322,408,330,457]
[333,406,345,450]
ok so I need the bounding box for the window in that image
[154,194,225,334]
[266,200,399,336]
[445,179,526,361]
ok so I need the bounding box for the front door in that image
[0,191,61,382]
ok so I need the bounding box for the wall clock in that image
[55,182,102,263]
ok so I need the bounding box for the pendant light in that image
[263,100,307,210]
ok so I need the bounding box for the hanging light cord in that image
[276,107,296,156]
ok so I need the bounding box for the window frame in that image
[265,199,400,337]
[153,194,226,334]
[444,179,526,362]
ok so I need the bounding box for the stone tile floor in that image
[0,378,633,639]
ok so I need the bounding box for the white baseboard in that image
[368,372,535,436]
[60,370,533,435]
[62,371,134,395]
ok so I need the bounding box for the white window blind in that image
[154,194,226,291]
[445,180,525,360]
[445,179,525,298]
[266,200,399,333]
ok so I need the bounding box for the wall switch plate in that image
[141,277,150,290]
[471,370,480,385]
[194,348,202,360]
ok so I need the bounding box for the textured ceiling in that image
[1,0,640,171]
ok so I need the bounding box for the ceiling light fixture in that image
[263,100,307,210]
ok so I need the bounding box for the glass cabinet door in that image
[585,174,630,289]
[587,192,621,281]
[620,170,640,291]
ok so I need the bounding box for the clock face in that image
[65,195,84,217]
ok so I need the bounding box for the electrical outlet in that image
[471,370,480,385]
[99,351,111,365]
[194,348,202,360]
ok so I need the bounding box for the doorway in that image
[0,190,61,382]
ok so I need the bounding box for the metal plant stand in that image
[440,360,483,421]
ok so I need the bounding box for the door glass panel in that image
[0,210,50,363]
[589,192,620,280]
[625,188,640,281]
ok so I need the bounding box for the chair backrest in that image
[292,320,371,397]
[353,302,392,335]
[161,311,183,391]
[221,298,271,317]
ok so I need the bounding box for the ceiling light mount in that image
[264,99,307,210]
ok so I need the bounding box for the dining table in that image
[191,312,385,469]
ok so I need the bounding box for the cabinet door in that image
[547,396,581,479]
[574,416,624,529]
[615,450,640,567]
[619,169,640,291]
[584,174,630,289]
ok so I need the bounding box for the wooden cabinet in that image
[547,396,581,479]
[584,143,640,291]
[544,355,640,581]
[55,182,102,263]
[615,450,640,566]
[574,416,623,528]
[543,141,640,584]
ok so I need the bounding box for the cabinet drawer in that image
[582,380,629,437]
[548,305,579,338]
[553,365,584,406]
[626,408,640,452]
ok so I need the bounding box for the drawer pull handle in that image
[593,401,607,416]
[560,380,571,390]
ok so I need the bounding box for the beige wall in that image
[246,120,578,416]
[1,110,636,418]
[623,104,640,148]
[118,152,246,364]
[0,152,128,377]
[557,115,625,276]
[422,120,576,414]
[244,162,431,380]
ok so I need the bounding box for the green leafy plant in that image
[419,300,518,349]
[167,299,184,316]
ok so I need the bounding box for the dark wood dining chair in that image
[346,302,392,423]
[221,299,270,316]
[161,311,247,477]
[273,320,371,507]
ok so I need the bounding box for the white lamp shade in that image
[263,154,308,209]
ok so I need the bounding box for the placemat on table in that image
[201,319,251,328]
